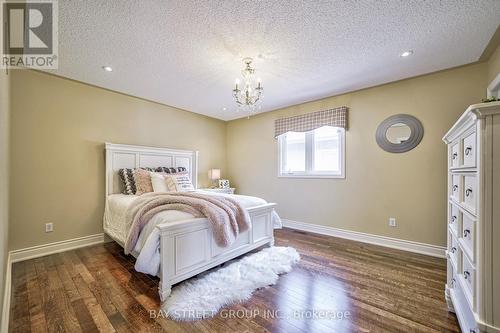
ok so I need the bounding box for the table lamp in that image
[208,169,221,188]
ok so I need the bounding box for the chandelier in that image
[232,57,263,112]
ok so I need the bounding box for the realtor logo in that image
[1,0,58,69]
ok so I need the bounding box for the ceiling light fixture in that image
[232,57,263,113]
[102,66,113,72]
[400,50,413,57]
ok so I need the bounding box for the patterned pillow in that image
[165,172,195,192]
[133,168,154,195]
[118,168,137,195]
[155,167,187,173]
[118,167,187,194]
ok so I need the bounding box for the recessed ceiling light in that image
[102,66,113,72]
[400,50,413,57]
[222,107,227,111]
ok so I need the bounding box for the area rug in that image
[162,246,300,320]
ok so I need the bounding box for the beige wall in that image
[9,70,227,250]
[488,44,500,83]
[7,53,498,251]
[226,63,487,247]
[0,70,9,321]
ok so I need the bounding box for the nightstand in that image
[199,188,236,194]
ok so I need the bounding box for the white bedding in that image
[103,190,282,275]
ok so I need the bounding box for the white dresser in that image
[443,101,500,333]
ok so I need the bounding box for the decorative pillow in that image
[155,167,187,173]
[165,172,195,192]
[119,167,187,194]
[133,168,153,195]
[150,172,169,192]
[118,168,137,195]
[118,167,155,194]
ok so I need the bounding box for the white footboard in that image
[157,203,276,301]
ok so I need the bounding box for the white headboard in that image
[105,142,199,195]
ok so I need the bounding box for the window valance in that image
[274,106,348,138]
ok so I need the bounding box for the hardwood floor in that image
[9,228,459,332]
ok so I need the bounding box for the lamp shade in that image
[208,169,221,180]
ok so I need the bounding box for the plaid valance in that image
[274,106,348,138]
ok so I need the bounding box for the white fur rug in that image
[162,246,300,321]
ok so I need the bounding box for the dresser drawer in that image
[450,282,479,333]
[448,260,458,289]
[462,174,476,215]
[460,253,475,309]
[449,203,460,237]
[460,211,475,262]
[448,233,460,271]
[462,131,476,168]
[451,174,461,201]
[450,142,460,168]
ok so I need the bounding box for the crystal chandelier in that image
[232,57,263,112]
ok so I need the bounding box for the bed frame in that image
[104,143,276,300]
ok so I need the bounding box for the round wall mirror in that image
[376,114,423,153]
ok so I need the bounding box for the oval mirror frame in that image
[376,114,423,153]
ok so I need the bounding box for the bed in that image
[103,143,277,301]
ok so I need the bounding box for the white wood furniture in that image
[199,187,236,194]
[443,101,500,333]
[104,143,276,301]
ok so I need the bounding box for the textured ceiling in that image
[47,1,500,120]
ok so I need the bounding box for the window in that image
[278,126,345,178]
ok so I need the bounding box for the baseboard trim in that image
[9,233,105,263]
[282,219,446,258]
[1,254,12,333]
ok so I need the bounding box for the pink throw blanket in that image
[124,192,251,254]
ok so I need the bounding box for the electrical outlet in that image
[389,218,396,227]
[45,223,53,233]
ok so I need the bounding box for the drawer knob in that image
[453,185,458,192]
[465,146,472,156]
[465,188,473,197]
[464,271,470,280]
[451,278,456,287]
[451,247,457,253]
[463,229,471,237]
[451,215,457,222]
[452,152,458,160]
